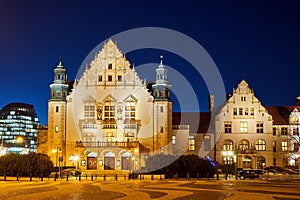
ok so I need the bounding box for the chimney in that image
[209,94,214,113]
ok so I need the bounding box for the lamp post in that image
[52,147,61,177]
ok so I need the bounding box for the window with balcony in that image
[256,122,263,133]
[255,139,266,151]
[125,105,135,124]
[104,105,115,121]
[224,122,232,133]
[84,105,95,119]
[240,121,248,133]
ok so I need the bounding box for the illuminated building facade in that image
[0,103,39,154]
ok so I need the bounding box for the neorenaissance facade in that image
[43,39,300,172]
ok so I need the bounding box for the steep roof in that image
[265,106,300,125]
[172,112,211,133]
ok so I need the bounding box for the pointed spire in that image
[159,55,164,68]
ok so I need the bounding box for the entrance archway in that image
[104,152,115,170]
[87,152,97,170]
[121,152,132,170]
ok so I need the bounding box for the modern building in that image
[0,103,39,154]
[45,39,299,172]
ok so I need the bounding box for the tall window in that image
[241,96,246,101]
[98,75,102,82]
[125,105,135,124]
[108,63,112,69]
[273,127,277,136]
[239,139,249,151]
[240,122,248,133]
[108,75,112,82]
[224,122,232,133]
[245,108,249,115]
[239,108,243,115]
[281,127,288,135]
[273,141,276,152]
[293,127,299,136]
[250,108,254,115]
[255,139,266,151]
[223,140,233,151]
[160,106,163,112]
[256,122,263,133]
[104,105,115,121]
[84,104,95,118]
[56,106,59,112]
[189,136,195,151]
[281,141,288,151]
[233,108,237,116]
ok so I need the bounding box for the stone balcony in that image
[75,140,140,148]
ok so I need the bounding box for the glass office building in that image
[0,103,39,154]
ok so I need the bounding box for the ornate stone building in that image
[45,39,299,172]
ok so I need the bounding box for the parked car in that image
[237,170,260,179]
[284,168,299,175]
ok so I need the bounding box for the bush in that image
[0,153,53,176]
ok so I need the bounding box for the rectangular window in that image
[240,122,248,133]
[293,127,299,136]
[224,122,232,133]
[98,75,102,82]
[84,105,95,118]
[104,105,115,121]
[256,122,263,133]
[241,96,246,101]
[244,108,249,115]
[273,127,277,136]
[233,108,237,116]
[108,75,112,82]
[281,127,288,135]
[282,141,288,151]
[108,63,112,69]
[117,75,122,81]
[204,135,211,151]
[172,135,176,145]
[160,106,163,112]
[273,141,276,152]
[56,106,59,112]
[239,108,243,115]
[189,136,195,151]
[125,105,135,124]
[250,108,254,115]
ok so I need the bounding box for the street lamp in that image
[52,147,62,177]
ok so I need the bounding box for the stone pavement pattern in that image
[0,179,300,200]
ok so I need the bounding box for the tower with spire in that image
[48,59,68,167]
[152,56,172,154]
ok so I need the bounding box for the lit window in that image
[255,139,266,151]
[240,122,248,133]
[239,139,249,151]
[281,141,288,151]
[223,140,233,151]
[125,105,135,124]
[189,136,195,151]
[224,122,232,133]
[256,122,263,133]
[55,126,59,133]
[104,105,115,121]
[273,141,276,152]
[172,135,176,145]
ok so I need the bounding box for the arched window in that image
[223,140,233,151]
[239,139,249,151]
[255,139,266,151]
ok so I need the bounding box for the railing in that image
[102,124,117,129]
[172,125,189,130]
[75,141,140,148]
[124,124,137,129]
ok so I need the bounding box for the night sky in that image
[0,0,299,124]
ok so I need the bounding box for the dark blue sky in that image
[0,0,299,124]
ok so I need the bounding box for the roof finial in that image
[59,55,63,66]
[160,55,163,65]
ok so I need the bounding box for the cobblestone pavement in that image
[0,178,300,200]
